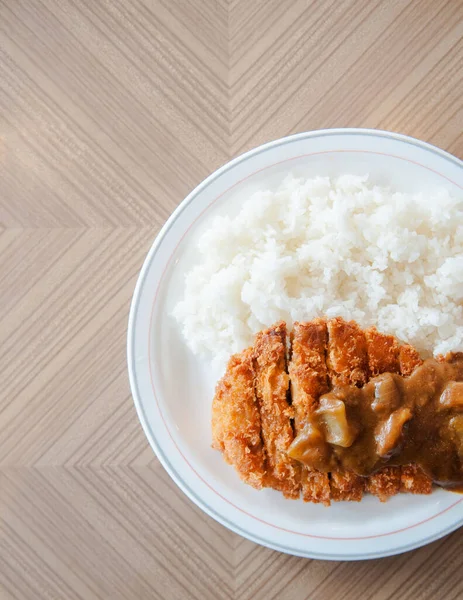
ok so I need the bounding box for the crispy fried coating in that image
[211,349,265,489]
[401,465,433,495]
[366,466,402,501]
[330,471,364,502]
[253,322,300,499]
[399,344,423,376]
[327,317,369,387]
[289,320,331,505]
[365,327,401,377]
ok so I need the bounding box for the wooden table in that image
[1,1,462,598]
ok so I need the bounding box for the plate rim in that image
[127,128,463,560]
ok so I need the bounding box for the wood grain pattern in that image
[0,1,462,598]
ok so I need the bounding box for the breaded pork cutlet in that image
[212,317,438,502]
[253,322,301,499]
[211,348,265,489]
[289,320,331,505]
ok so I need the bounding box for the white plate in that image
[128,129,463,560]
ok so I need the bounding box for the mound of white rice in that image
[173,174,463,367]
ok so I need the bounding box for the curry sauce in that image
[288,353,463,489]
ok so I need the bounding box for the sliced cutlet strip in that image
[211,348,265,490]
[327,317,370,387]
[398,345,433,495]
[366,467,402,501]
[365,327,402,501]
[330,471,364,502]
[399,344,423,377]
[289,320,331,505]
[401,464,433,494]
[327,317,368,501]
[366,327,401,377]
[253,322,300,499]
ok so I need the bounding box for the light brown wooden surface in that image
[1,1,462,598]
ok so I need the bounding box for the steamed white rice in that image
[173,174,463,367]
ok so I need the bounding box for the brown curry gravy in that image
[288,353,463,489]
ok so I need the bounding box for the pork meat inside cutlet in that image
[253,322,301,499]
[326,318,368,501]
[289,320,331,505]
[365,328,402,501]
[211,348,265,490]
[398,347,433,495]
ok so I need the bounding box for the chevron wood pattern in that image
[0,0,462,598]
